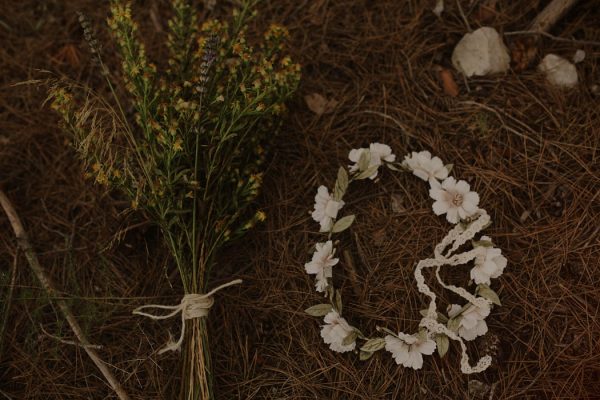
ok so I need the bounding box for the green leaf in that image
[386,162,401,171]
[447,316,462,333]
[445,163,454,174]
[342,330,358,346]
[419,309,449,323]
[359,350,374,361]
[400,162,412,172]
[458,303,472,314]
[477,284,501,306]
[334,289,343,315]
[333,167,349,201]
[355,164,379,180]
[435,334,450,358]
[325,285,334,303]
[437,312,449,324]
[472,239,493,248]
[304,303,332,317]
[416,329,428,342]
[360,338,386,352]
[354,328,366,339]
[358,150,370,171]
[376,326,397,337]
[332,215,355,233]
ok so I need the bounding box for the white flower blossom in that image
[384,332,436,370]
[305,241,339,292]
[311,185,344,231]
[471,236,507,285]
[320,310,356,353]
[429,177,479,224]
[401,150,448,183]
[448,303,490,341]
[348,149,365,174]
[348,142,396,179]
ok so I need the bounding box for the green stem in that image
[164,228,188,290]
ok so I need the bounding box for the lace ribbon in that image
[415,211,492,374]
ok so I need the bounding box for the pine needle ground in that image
[1,0,599,398]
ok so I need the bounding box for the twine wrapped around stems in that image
[133,279,242,354]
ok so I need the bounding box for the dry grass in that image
[1,0,599,399]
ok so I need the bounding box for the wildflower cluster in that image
[304,144,506,374]
[50,0,299,285]
[49,2,299,398]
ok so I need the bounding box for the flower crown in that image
[305,143,506,373]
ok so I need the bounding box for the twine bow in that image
[133,279,243,354]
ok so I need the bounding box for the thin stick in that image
[455,0,471,32]
[504,0,582,70]
[459,100,541,146]
[504,30,600,47]
[39,324,103,350]
[528,0,579,33]
[0,190,130,400]
[361,110,419,140]
[342,249,362,298]
[0,252,18,359]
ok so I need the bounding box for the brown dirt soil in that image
[1,0,599,399]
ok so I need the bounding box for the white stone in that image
[573,49,585,64]
[433,0,444,17]
[539,54,578,88]
[451,27,511,77]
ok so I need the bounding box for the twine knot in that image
[133,279,242,354]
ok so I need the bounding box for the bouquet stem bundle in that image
[184,319,211,399]
[49,1,300,398]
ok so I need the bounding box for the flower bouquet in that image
[49,1,300,398]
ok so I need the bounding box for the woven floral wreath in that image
[304,143,507,373]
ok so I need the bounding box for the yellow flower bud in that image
[173,138,183,152]
[256,210,266,222]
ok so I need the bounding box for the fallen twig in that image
[458,100,542,146]
[361,110,419,141]
[528,0,579,34]
[504,30,600,47]
[0,252,18,359]
[0,388,14,400]
[39,323,103,350]
[506,0,582,70]
[0,190,130,400]
[455,0,471,32]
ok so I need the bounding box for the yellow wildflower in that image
[256,210,266,222]
[173,138,183,152]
